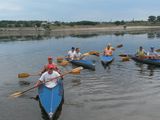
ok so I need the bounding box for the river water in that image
[1,32,160,120]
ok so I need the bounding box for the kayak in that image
[70,59,95,70]
[131,55,160,66]
[38,79,64,119]
[100,55,114,65]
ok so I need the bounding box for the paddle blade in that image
[18,73,30,78]
[121,57,130,62]
[83,53,90,56]
[56,57,64,63]
[70,67,83,74]
[10,91,23,98]
[111,48,115,51]
[116,44,123,48]
[119,54,128,57]
[156,49,160,52]
[59,60,69,66]
[88,51,100,56]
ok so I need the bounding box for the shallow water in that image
[1,32,160,120]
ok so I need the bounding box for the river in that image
[1,32,160,120]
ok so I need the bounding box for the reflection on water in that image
[71,79,81,87]
[18,80,30,86]
[135,62,158,76]
[114,32,125,36]
[147,31,160,39]
[70,34,98,38]
[0,30,160,43]
[101,61,111,70]
[1,31,160,120]
[147,32,155,39]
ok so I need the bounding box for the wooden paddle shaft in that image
[18,67,83,95]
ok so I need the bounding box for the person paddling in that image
[136,46,147,58]
[147,47,159,59]
[40,56,60,75]
[67,47,76,60]
[74,48,82,60]
[103,44,113,56]
[148,47,158,56]
[35,65,61,88]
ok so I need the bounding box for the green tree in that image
[54,21,61,26]
[157,16,160,22]
[148,16,156,22]
[114,21,121,25]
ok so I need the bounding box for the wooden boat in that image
[100,55,114,65]
[38,79,64,119]
[131,55,160,66]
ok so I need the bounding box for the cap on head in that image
[48,64,54,69]
[151,47,154,49]
[48,56,52,60]
[72,47,75,50]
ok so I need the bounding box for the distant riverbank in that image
[0,26,160,37]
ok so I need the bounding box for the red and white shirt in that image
[39,71,60,88]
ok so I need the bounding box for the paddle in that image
[10,67,83,98]
[92,44,123,55]
[155,49,160,52]
[119,54,131,61]
[119,54,128,57]
[57,51,100,66]
[83,51,100,57]
[18,73,40,78]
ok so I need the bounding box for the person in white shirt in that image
[148,47,158,56]
[68,47,76,60]
[74,48,82,60]
[35,64,60,88]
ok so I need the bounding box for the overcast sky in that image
[0,0,160,21]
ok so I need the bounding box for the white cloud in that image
[0,3,22,12]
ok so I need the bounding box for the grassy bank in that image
[0,25,160,37]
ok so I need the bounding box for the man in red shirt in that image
[40,56,60,75]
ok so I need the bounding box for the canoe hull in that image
[38,79,64,119]
[100,56,114,65]
[70,60,95,70]
[131,56,160,66]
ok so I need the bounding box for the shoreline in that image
[0,26,160,37]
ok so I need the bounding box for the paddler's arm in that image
[34,72,45,87]
[34,80,42,87]
[39,64,47,75]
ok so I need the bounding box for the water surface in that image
[1,32,160,120]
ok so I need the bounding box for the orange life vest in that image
[104,48,113,56]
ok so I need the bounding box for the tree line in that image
[0,16,160,28]
[148,15,160,22]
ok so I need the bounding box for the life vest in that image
[104,48,113,56]
[137,50,145,57]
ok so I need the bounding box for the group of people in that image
[35,47,83,89]
[34,44,114,90]
[68,44,115,59]
[136,46,159,58]
[34,45,159,91]
[34,46,84,91]
[67,47,82,60]
[34,56,61,88]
